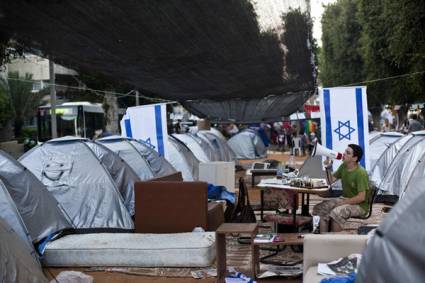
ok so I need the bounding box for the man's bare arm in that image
[325,168,337,185]
[324,158,337,185]
[339,191,366,206]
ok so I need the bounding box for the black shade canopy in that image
[0,0,315,122]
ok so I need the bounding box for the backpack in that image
[229,177,256,223]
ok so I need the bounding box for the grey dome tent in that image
[368,132,404,170]
[370,133,414,187]
[195,132,221,161]
[357,181,425,282]
[378,131,425,196]
[210,127,226,140]
[19,137,133,231]
[173,133,215,162]
[0,217,48,283]
[0,150,72,244]
[197,130,236,161]
[297,156,327,179]
[0,179,37,260]
[97,136,176,180]
[83,140,140,215]
[227,129,267,159]
[167,135,200,181]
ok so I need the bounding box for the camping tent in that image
[0,217,48,283]
[97,136,176,179]
[19,137,133,231]
[297,155,327,179]
[167,136,200,181]
[378,131,425,196]
[0,179,37,259]
[197,130,236,161]
[357,180,425,282]
[0,150,72,243]
[227,129,267,159]
[84,140,140,215]
[209,127,226,140]
[173,133,215,162]
[370,133,413,187]
[368,132,404,170]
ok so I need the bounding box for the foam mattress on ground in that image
[43,232,216,267]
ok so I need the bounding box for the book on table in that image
[254,233,276,243]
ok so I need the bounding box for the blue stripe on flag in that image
[154,105,165,156]
[355,88,365,167]
[324,89,332,149]
[124,119,132,138]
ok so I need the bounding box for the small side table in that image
[216,223,258,283]
[252,233,304,278]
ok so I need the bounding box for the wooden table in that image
[216,223,258,283]
[252,232,304,278]
[257,179,329,223]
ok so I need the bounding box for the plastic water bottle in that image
[312,215,320,234]
[276,163,283,179]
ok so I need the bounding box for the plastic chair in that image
[292,137,302,156]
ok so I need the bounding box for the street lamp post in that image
[49,59,58,138]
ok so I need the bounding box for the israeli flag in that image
[120,103,168,157]
[319,87,370,171]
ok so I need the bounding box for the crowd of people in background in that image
[168,104,425,155]
[216,119,320,156]
[378,105,425,133]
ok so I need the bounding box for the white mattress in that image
[43,232,216,267]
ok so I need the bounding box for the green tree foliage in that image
[7,72,43,138]
[282,9,317,91]
[358,0,425,105]
[0,77,12,128]
[320,0,425,107]
[319,0,363,87]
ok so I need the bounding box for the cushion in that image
[134,181,208,233]
[43,232,215,267]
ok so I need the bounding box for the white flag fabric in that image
[120,103,168,157]
[319,87,369,171]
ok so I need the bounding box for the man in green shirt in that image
[313,144,369,232]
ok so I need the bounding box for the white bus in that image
[37,102,105,141]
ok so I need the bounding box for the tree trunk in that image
[103,92,119,134]
[14,118,23,139]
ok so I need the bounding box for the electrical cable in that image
[5,77,173,103]
[339,70,425,87]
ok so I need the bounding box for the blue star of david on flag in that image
[334,120,356,141]
[140,137,156,149]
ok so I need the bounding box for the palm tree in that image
[7,72,43,138]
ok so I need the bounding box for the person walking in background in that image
[408,114,423,133]
[308,132,318,153]
[300,131,309,156]
[382,118,391,132]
